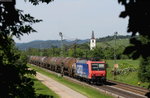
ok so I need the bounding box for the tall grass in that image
[106,59,149,88]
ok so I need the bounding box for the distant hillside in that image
[96,35,130,42]
[16,39,89,50]
[97,38,129,48]
[16,35,131,50]
[96,35,130,48]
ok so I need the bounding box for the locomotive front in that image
[87,61,106,83]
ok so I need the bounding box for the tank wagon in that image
[29,56,106,83]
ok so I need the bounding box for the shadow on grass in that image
[37,94,54,98]
[104,81,116,86]
[31,78,56,98]
[145,92,150,98]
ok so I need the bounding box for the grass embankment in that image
[97,38,129,48]
[106,59,149,88]
[29,75,60,98]
[28,64,113,98]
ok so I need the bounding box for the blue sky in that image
[14,0,128,43]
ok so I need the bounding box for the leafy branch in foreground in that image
[118,0,150,85]
[0,0,52,97]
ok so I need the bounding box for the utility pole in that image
[114,32,118,64]
[74,39,77,58]
[113,32,118,80]
[40,42,42,56]
[59,32,64,77]
[85,50,88,60]
[59,32,63,57]
[73,39,79,58]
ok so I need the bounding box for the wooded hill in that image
[16,35,131,50]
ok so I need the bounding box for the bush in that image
[138,57,150,83]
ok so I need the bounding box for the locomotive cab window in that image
[91,63,105,71]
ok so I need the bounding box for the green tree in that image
[76,48,84,58]
[0,0,52,97]
[138,57,150,83]
[118,0,150,59]
[118,0,150,85]
[77,43,90,50]
[116,45,126,59]
[0,38,36,97]
[90,47,105,59]
[26,48,39,56]
[103,46,114,59]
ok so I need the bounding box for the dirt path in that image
[36,72,87,98]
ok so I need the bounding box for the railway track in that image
[107,80,149,96]
[97,84,149,98]
[31,64,150,98]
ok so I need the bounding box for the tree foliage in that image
[0,0,52,97]
[118,0,150,83]
[27,0,53,5]
[138,57,150,83]
[0,39,36,97]
[118,0,150,59]
[25,42,129,60]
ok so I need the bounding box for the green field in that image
[28,64,113,98]
[97,38,130,48]
[29,75,60,98]
[106,59,149,88]
[96,37,150,88]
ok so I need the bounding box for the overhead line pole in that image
[114,32,118,64]
[59,32,64,77]
[59,32,63,57]
[74,39,78,58]
[113,32,118,80]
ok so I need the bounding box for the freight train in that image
[29,56,107,83]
